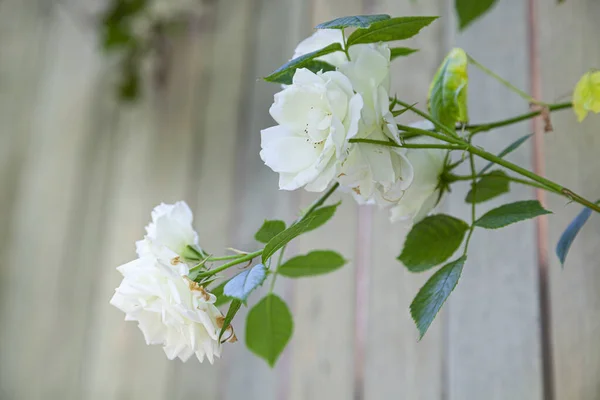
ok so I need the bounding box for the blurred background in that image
[1,0,600,399]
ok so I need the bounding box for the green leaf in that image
[455,0,499,30]
[262,203,340,263]
[479,134,532,176]
[428,48,469,130]
[398,214,469,272]
[410,256,466,338]
[475,200,552,229]
[255,220,286,243]
[315,14,390,29]
[102,24,135,50]
[390,47,419,60]
[209,281,231,307]
[465,170,510,204]
[224,264,267,302]
[264,43,342,85]
[278,250,346,278]
[246,294,293,367]
[556,206,593,266]
[218,299,242,342]
[347,16,438,46]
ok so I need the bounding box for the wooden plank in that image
[288,1,361,399]
[169,0,250,398]
[443,1,543,399]
[220,0,306,398]
[82,26,205,400]
[0,9,55,397]
[539,1,600,399]
[363,0,445,399]
[0,2,109,398]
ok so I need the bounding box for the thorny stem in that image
[465,102,572,135]
[195,250,263,278]
[267,182,341,290]
[196,183,341,282]
[349,138,467,151]
[393,100,572,137]
[372,103,600,214]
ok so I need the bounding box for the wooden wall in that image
[0,0,599,399]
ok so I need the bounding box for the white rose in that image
[110,256,235,363]
[292,29,348,68]
[338,137,414,201]
[390,124,447,222]
[260,68,363,192]
[340,43,398,142]
[137,201,199,260]
[336,43,412,200]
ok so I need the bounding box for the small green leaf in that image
[390,47,419,60]
[262,203,340,263]
[410,256,466,338]
[475,200,552,229]
[465,170,510,204]
[347,16,438,46]
[264,43,342,85]
[556,206,593,266]
[209,281,231,307]
[428,48,469,130]
[315,14,390,29]
[398,214,469,272]
[246,294,293,367]
[224,264,267,302]
[218,299,242,342]
[479,134,532,176]
[255,220,286,243]
[456,0,499,30]
[278,250,346,277]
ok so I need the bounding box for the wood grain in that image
[363,0,446,398]
[539,1,600,399]
[443,0,543,399]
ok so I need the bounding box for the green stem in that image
[341,29,351,61]
[468,54,546,106]
[207,254,249,261]
[463,150,477,256]
[349,138,466,150]
[397,123,464,145]
[300,182,340,220]
[269,245,287,293]
[392,98,597,212]
[358,134,600,214]
[195,250,263,278]
[447,172,551,192]
[196,183,340,282]
[395,100,459,138]
[466,102,572,135]
[267,182,340,290]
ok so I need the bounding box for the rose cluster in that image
[110,202,235,363]
[260,30,447,222]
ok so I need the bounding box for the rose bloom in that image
[390,122,448,222]
[336,43,413,201]
[136,201,200,263]
[292,29,348,68]
[111,202,235,363]
[260,68,363,192]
